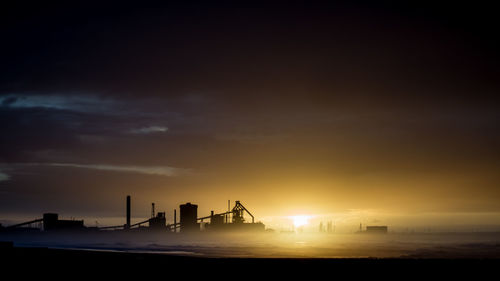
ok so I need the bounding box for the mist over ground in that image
[2,231,500,258]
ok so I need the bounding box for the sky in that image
[1,1,499,230]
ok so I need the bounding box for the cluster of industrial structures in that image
[0,197,390,234]
[319,221,335,233]
[0,196,266,233]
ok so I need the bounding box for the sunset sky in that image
[1,2,499,230]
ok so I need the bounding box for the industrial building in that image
[148,212,167,230]
[1,213,85,232]
[42,213,85,231]
[366,226,388,234]
[203,201,265,232]
[179,202,199,232]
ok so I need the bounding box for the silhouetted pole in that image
[227,200,230,223]
[174,209,177,233]
[126,195,131,230]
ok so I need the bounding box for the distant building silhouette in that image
[327,221,333,233]
[149,212,167,230]
[43,213,84,231]
[366,226,388,234]
[180,202,199,232]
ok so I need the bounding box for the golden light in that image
[291,215,310,228]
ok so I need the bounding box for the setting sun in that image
[292,215,310,228]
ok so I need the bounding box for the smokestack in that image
[126,195,131,230]
[151,203,155,218]
[174,209,177,233]
[227,200,230,223]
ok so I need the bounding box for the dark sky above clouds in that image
[1,1,499,226]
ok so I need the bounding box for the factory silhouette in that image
[0,196,266,233]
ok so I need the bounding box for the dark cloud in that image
[1,96,19,106]
[1,1,499,106]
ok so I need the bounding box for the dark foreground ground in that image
[1,245,499,279]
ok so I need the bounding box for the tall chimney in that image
[227,200,230,223]
[174,209,177,233]
[126,195,131,230]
